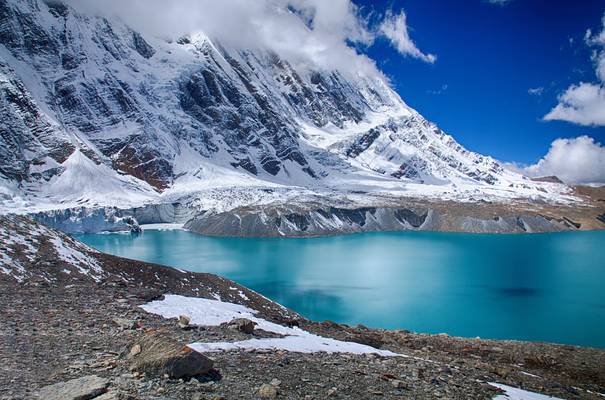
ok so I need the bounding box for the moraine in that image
[77,228,605,349]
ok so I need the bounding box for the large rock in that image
[129,333,213,378]
[36,375,109,400]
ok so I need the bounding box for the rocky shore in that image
[1,215,604,399]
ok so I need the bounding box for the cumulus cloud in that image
[544,13,605,126]
[505,136,605,185]
[379,10,436,63]
[65,0,435,79]
[544,83,605,125]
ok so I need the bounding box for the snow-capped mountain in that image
[0,0,573,217]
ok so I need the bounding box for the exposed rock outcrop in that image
[184,204,575,237]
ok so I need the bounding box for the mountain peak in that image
[0,0,575,216]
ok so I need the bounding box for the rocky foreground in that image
[1,215,605,400]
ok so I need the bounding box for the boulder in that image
[36,375,109,400]
[129,333,213,378]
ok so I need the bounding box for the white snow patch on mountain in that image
[141,294,402,356]
[44,150,157,204]
[48,235,103,281]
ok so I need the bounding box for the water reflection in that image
[76,229,605,348]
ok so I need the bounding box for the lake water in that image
[76,229,605,348]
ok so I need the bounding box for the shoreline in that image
[18,186,605,237]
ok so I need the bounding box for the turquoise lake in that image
[76,229,605,348]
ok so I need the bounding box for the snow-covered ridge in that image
[0,215,103,282]
[0,0,576,218]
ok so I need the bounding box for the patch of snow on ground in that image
[489,383,563,400]
[141,294,401,356]
[49,236,103,281]
[0,226,35,281]
[519,371,542,379]
[0,252,26,282]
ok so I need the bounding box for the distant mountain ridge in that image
[0,0,577,220]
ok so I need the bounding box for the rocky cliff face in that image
[184,204,574,237]
[0,0,397,191]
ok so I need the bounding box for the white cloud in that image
[543,83,605,126]
[427,84,448,95]
[379,10,436,63]
[486,0,514,6]
[528,87,544,96]
[505,136,605,185]
[65,0,435,79]
[544,13,605,126]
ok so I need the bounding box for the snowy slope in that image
[0,0,576,216]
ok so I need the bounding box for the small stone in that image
[179,315,191,328]
[37,375,109,400]
[390,380,407,389]
[227,318,257,334]
[270,379,281,387]
[129,344,142,358]
[327,387,338,397]
[258,383,278,399]
[112,317,136,330]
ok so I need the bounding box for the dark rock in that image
[531,176,564,184]
[227,318,257,334]
[132,31,155,59]
[349,332,384,349]
[129,334,214,378]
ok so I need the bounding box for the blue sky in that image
[354,0,605,165]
